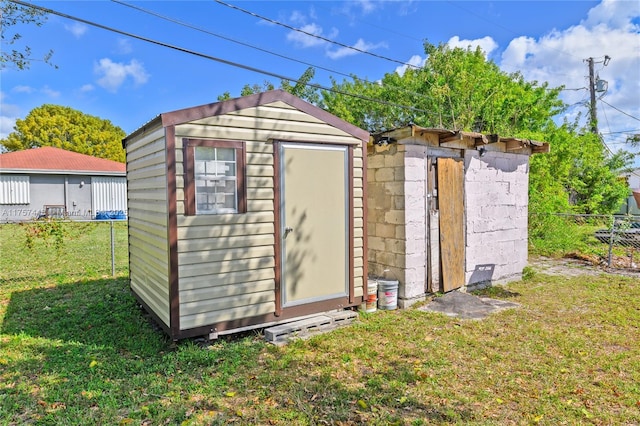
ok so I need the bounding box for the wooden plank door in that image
[437,157,465,292]
[279,143,349,308]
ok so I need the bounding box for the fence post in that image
[110,220,116,276]
[607,216,615,268]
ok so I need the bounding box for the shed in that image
[367,124,549,308]
[123,90,369,340]
[0,147,126,222]
[619,168,640,215]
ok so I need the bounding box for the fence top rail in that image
[529,212,640,220]
[0,219,128,225]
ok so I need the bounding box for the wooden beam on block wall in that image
[504,139,523,151]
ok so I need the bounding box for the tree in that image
[1,0,55,70]
[320,42,630,214]
[527,123,631,214]
[224,43,631,214]
[321,42,564,135]
[217,67,320,105]
[1,105,126,162]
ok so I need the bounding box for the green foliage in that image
[0,104,126,162]
[529,123,631,215]
[217,67,320,104]
[223,42,631,214]
[528,213,610,257]
[322,42,564,135]
[21,218,68,252]
[0,0,55,70]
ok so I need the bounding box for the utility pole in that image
[585,55,611,135]
[587,57,597,134]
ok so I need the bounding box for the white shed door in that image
[279,143,349,308]
[92,177,127,212]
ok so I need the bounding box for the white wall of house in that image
[0,173,126,222]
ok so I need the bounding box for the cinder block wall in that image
[367,144,428,308]
[367,144,406,285]
[464,150,530,287]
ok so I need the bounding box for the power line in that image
[111,0,355,82]
[213,0,419,70]
[600,99,640,122]
[8,0,579,135]
[601,129,640,135]
[110,0,442,113]
[314,2,424,44]
[8,0,433,117]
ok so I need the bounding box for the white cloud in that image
[355,0,378,14]
[289,10,307,26]
[0,115,16,140]
[584,0,638,29]
[286,23,338,48]
[326,38,388,60]
[447,36,498,57]
[499,0,640,158]
[12,85,35,94]
[80,84,94,93]
[395,54,426,76]
[116,38,133,55]
[94,58,149,93]
[65,22,88,38]
[0,94,19,139]
[41,86,61,98]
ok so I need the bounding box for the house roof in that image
[0,147,126,175]
[124,89,369,143]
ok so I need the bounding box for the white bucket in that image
[365,279,378,313]
[377,279,399,310]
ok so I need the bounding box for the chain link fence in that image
[529,213,640,271]
[2,214,638,288]
[0,220,129,288]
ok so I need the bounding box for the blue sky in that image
[1,0,639,163]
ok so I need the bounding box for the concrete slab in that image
[419,291,520,319]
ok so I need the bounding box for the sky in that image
[1,0,639,164]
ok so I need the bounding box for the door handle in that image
[284,226,294,239]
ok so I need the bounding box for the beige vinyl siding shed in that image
[124,90,369,340]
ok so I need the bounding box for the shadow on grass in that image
[2,277,166,351]
[1,279,477,424]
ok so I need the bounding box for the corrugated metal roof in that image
[0,147,126,174]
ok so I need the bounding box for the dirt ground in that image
[528,254,640,279]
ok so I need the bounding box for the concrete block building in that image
[367,125,549,308]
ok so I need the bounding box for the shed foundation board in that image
[264,310,358,344]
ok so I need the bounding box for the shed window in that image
[0,175,30,205]
[184,139,246,215]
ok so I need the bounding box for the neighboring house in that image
[368,125,549,307]
[123,90,368,340]
[0,146,126,222]
[619,168,640,215]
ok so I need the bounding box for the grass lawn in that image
[1,223,639,425]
